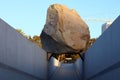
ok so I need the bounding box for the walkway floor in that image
[50,63,80,80]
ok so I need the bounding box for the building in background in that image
[102,21,112,33]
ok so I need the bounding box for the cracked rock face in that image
[41,4,90,54]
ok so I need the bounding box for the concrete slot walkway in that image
[50,63,80,80]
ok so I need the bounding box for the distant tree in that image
[16,29,42,48]
[16,29,29,39]
[71,54,80,60]
[29,35,42,48]
[87,38,96,48]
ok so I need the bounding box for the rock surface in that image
[41,4,90,54]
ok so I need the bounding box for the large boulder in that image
[41,4,90,54]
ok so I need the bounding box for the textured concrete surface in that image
[0,18,48,80]
[49,57,61,78]
[84,15,120,80]
[0,62,39,80]
[74,58,83,80]
[50,63,80,80]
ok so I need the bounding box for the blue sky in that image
[0,0,119,38]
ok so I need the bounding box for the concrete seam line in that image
[49,63,63,80]
[73,63,81,80]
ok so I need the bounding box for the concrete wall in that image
[74,58,83,80]
[49,57,61,79]
[84,15,120,80]
[0,62,40,80]
[0,18,48,80]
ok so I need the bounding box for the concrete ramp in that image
[84,15,120,80]
[50,63,80,80]
[0,18,48,80]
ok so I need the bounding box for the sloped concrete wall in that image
[0,19,48,80]
[74,58,83,80]
[49,57,61,79]
[84,15,120,80]
[0,62,39,80]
